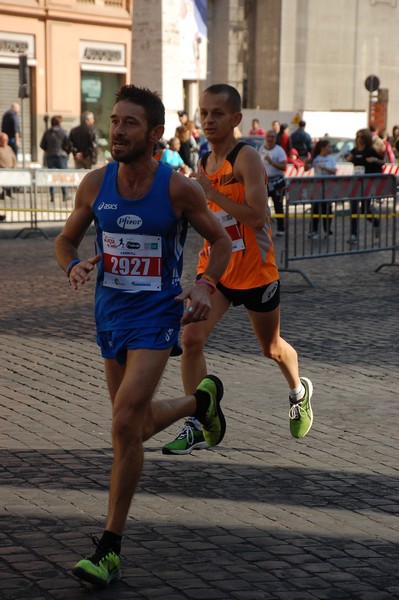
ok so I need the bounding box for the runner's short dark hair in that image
[115,84,165,130]
[203,84,241,113]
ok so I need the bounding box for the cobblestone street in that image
[1,225,399,599]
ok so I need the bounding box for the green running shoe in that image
[196,375,226,447]
[162,418,208,455]
[72,537,121,587]
[289,377,314,438]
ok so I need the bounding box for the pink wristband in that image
[195,278,216,294]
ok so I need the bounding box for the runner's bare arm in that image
[170,172,232,323]
[190,145,267,229]
[54,168,104,288]
[170,172,232,284]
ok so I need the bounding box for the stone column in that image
[131,0,184,137]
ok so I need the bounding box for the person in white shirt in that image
[307,138,337,239]
[258,130,287,236]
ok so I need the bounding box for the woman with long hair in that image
[307,138,336,239]
[346,128,384,242]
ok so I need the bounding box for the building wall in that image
[132,0,198,138]
[131,0,163,91]
[247,0,282,110]
[207,0,246,95]
[3,0,399,160]
[0,0,131,162]
[203,0,399,133]
[279,0,399,131]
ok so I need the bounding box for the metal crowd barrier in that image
[0,169,35,237]
[0,168,89,238]
[281,174,398,286]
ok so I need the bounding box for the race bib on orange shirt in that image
[213,209,245,252]
[102,231,162,292]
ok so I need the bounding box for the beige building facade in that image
[0,0,131,162]
[2,0,399,160]
[131,0,399,138]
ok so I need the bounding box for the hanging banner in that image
[180,0,207,80]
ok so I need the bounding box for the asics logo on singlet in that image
[98,202,118,210]
[117,214,143,229]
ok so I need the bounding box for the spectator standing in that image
[307,139,336,239]
[187,118,200,142]
[68,111,98,169]
[1,103,20,157]
[290,120,312,161]
[160,137,191,174]
[276,123,292,154]
[258,130,287,236]
[378,129,395,163]
[249,118,266,135]
[388,124,399,160]
[175,124,198,171]
[177,109,188,126]
[346,128,384,242]
[271,120,280,134]
[40,115,70,201]
[177,111,200,142]
[369,124,386,157]
[0,132,17,209]
[152,139,166,161]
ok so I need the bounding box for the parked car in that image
[328,137,355,162]
[238,135,265,150]
[198,134,265,154]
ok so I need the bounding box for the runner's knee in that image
[181,325,207,354]
[260,339,282,361]
[262,338,297,364]
[112,400,146,446]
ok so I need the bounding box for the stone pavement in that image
[1,224,399,600]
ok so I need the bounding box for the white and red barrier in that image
[284,163,399,178]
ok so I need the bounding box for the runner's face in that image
[110,100,151,163]
[199,92,240,143]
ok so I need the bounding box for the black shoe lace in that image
[88,535,115,564]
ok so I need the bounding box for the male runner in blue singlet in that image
[55,85,232,587]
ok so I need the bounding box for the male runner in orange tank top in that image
[162,84,314,455]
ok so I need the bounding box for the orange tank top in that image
[197,142,279,290]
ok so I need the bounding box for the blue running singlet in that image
[93,161,188,333]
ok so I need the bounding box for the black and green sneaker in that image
[196,375,226,447]
[72,536,121,587]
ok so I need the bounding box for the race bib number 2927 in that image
[102,231,162,292]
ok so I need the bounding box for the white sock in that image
[187,416,202,429]
[290,383,304,403]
